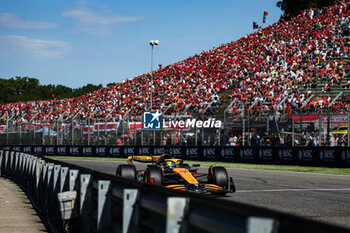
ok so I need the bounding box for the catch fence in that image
[0,112,349,147]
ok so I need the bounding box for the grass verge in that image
[46,156,350,176]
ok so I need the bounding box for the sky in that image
[0,0,283,88]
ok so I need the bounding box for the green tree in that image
[0,76,104,104]
[277,0,336,16]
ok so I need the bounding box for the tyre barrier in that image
[0,149,349,233]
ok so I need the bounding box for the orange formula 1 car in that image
[116,155,236,195]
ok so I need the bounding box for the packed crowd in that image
[0,0,349,126]
[227,0,350,118]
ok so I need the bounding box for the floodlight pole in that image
[149,40,159,111]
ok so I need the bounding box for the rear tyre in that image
[145,166,163,185]
[208,165,228,195]
[116,165,136,180]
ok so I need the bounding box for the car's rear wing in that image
[127,155,162,164]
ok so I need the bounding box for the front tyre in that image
[208,165,228,195]
[145,166,163,185]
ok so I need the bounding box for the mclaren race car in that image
[116,154,235,195]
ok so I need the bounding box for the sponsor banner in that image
[138,147,151,156]
[69,146,80,156]
[258,148,274,161]
[185,147,200,160]
[0,145,349,167]
[12,145,22,152]
[0,125,6,133]
[57,146,69,155]
[45,146,56,155]
[220,147,236,161]
[129,122,142,130]
[153,147,167,156]
[33,146,45,155]
[297,149,314,163]
[319,149,336,163]
[289,115,348,124]
[124,147,136,156]
[170,147,183,158]
[202,147,217,160]
[83,126,95,134]
[109,146,123,158]
[23,146,32,153]
[95,147,107,157]
[341,149,350,163]
[81,146,94,156]
[278,149,294,162]
[23,123,49,131]
[82,122,119,134]
[94,122,119,132]
[239,148,255,161]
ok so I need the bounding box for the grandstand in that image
[0,0,349,146]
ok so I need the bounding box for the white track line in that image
[237,188,350,193]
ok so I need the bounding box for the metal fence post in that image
[292,116,295,147]
[247,112,250,146]
[69,170,79,191]
[6,112,9,144]
[42,124,45,145]
[19,124,22,145]
[348,112,350,147]
[134,122,137,146]
[195,125,198,146]
[14,152,20,181]
[319,113,322,146]
[327,110,330,146]
[166,197,189,233]
[80,174,92,233]
[34,157,41,192]
[266,115,269,136]
[0,150,3,176]
[4,151,9,175]
[45,164,54,208]
[72,119,74,145]
[60,167,69,193]
[97,180,111,232]
[247,217,278,233]
[56,120,59,145]
[123,189,139,233]
[53,165,61,193]
[88,118,91,146]
[242,119,246,146]
[9,151,14,178]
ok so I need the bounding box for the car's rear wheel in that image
[208,165,228,195]
[116,164,136,180]
[145,166,163,185]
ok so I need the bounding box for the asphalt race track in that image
[59,159,350,229]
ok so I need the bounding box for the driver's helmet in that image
[165,161,175,169]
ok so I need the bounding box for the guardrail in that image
[0,149,349,233]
